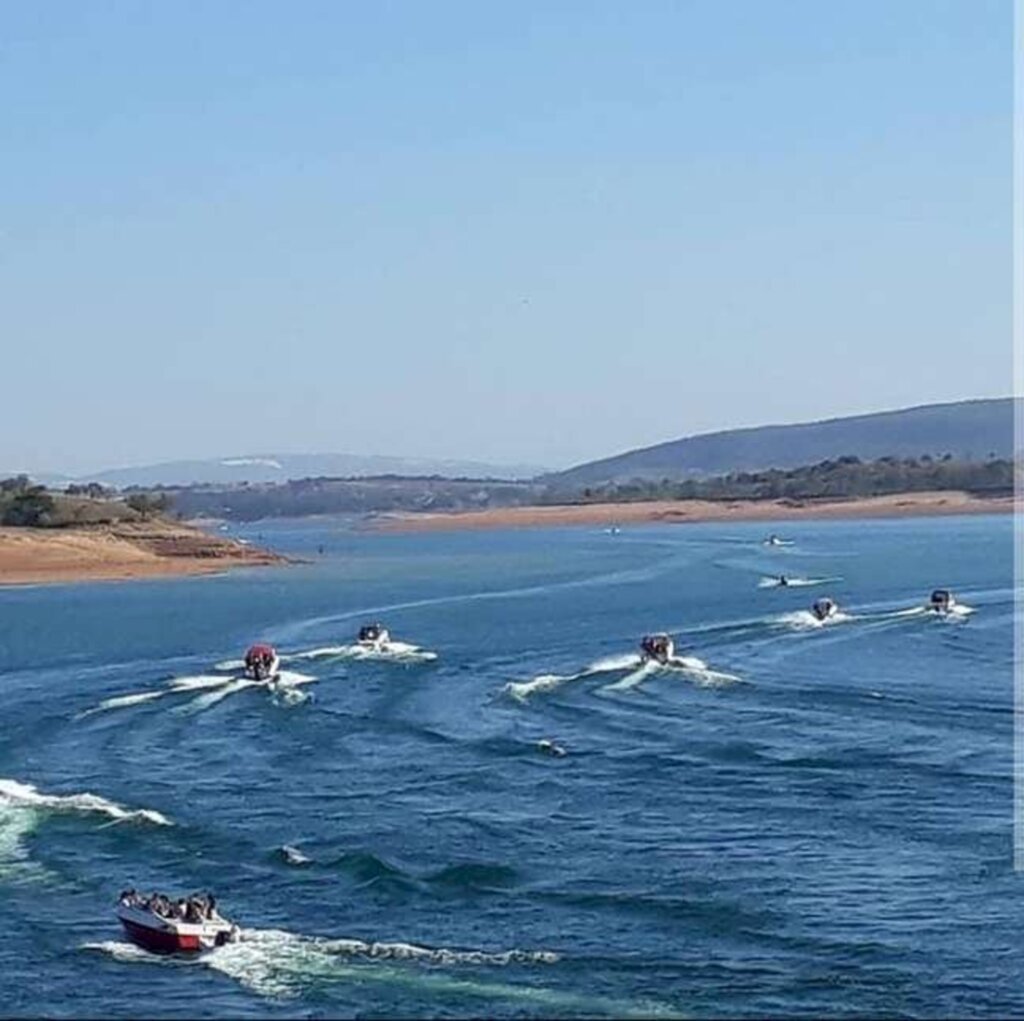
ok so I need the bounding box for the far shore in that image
[0,520,285,587]
[370,490,1016,533]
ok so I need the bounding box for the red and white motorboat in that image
[243,643,280,682]
[116,891,239,954]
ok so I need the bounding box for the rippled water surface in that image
[0,514,1016,1018]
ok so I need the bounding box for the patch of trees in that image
[162,476,542,521]
[0,477,57,526]
[553,456,1016,505]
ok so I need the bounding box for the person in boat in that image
[358,623,390,648]
[244,644,279,681]
[811,598,837,622]
[929,589,955,613]
[640,633,674,665]
[778,575,789,587]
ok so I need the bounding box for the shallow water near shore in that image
[0,514,1016,1018]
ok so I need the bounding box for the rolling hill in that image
[46,453,547,489]
[549,398,1018,487]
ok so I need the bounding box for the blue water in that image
[0,514,1016,1018]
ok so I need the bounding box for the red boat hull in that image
[120,916,204,953]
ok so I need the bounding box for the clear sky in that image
[1,1,1011,475]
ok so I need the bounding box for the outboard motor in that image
[810,598,836,622]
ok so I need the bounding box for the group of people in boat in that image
[358,622,390,648]
[243,643,279,682]
[640,633,675,665]
[118,889,219,924]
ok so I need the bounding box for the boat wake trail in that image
[0,779,171,885]
[0,779,172,827]
[84,928,679,1016]
[289,642,439,664]
[509,651,741,701]
[81,675,234,716]
[602,656,742,693]
[506,653,641,701]
[83,671,316,717]
[85,927,563,999]
[758,576,841,589]
[178,671,316,714]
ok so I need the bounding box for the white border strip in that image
[1014,0,1023,870]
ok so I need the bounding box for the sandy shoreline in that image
[371,490,1016,533]
[0,521,285,587]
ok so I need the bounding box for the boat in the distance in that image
[928,589,956,614]
[243,644,280,681]
[358,623,391,651]
[640,633,675,665]
[116,890,239,954]
[810,598,838,622]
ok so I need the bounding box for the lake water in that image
[0,513,1017,1018]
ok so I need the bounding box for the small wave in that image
[603,655,741,693]
[427,862,520,891]
[329,850,416,891]
[0,778,172,826]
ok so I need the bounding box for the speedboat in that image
[358,623,391,651]
[243,643,280,681]
[116,890,239,954]
[928,589,956,614]
[640,633,675,665]
[810,598,838,622]
[764,534,783,547]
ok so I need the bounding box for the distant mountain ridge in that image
[550,398,1018,487]
[29,454,547,489]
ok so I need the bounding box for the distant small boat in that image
[928,589,956,614]
[640,633,674,664]
[358,623,391,651]
[810,598,838,622]
[243,644,280,681]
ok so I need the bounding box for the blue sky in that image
[1,1,1010,474]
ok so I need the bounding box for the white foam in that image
[506,672,578,701]
[506,653,644,702]
[85,929,676,1017]
[289,643,438,664]
[759,576,839,589]
[201,927,559,997]
[0,778,172,827]
[780,609,852,630]
[0,803,44,883]
[179,670,317,714]
[169,674,237,691]
[82,674,239,717]
[83,940,173,964]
